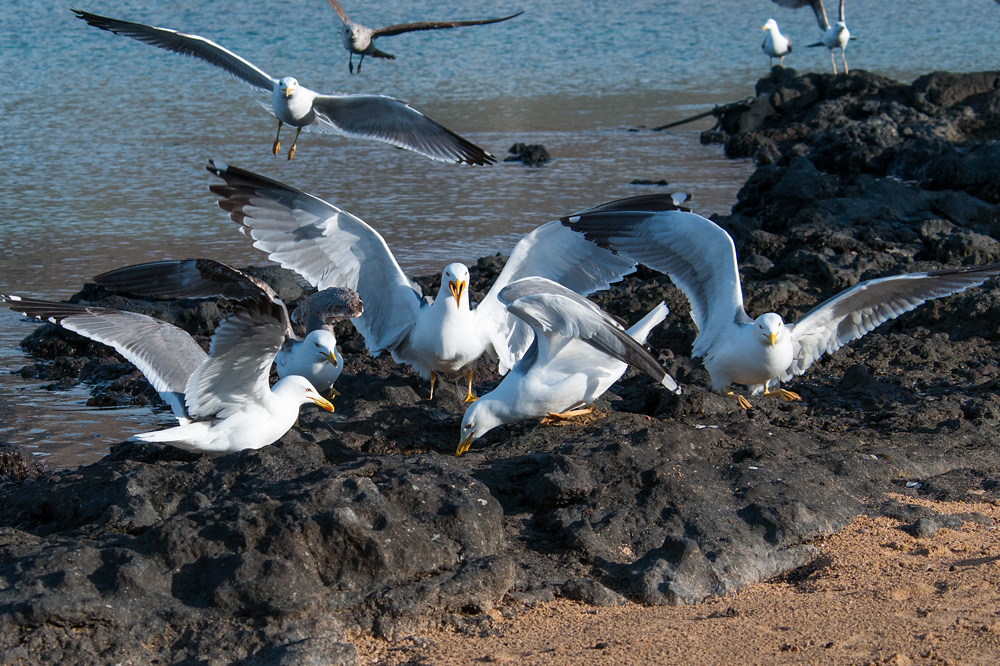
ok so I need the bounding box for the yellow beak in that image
[284,86,294,97]
[456,433,473,456]
[768,332,778,346]
[321,350,338,367]
[762,25,767,31]
[449,280,466,307]
[311,396,335,412]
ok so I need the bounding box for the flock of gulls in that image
[3,3,999,458]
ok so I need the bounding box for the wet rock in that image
[504,143,550,166]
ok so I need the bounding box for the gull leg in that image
[830,50,838,75]
[540,404,596,425]
[357,53,365,73]
[272,120,283,155]
[348,54,354,74]
[841,51,849,75]
[463,370,478,403]
[725,389,753,410]
[428,371,437,400]
[762,388,801,402]
[287,127,303,160]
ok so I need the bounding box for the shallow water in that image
[1,0,997,468]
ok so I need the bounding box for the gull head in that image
[755,312,786,347]
[304,329,339,367]
[275,375,334,412]
[442,263,470,309]
[279,77,299,98]
[457,399,502,456]
[762,18,778,32]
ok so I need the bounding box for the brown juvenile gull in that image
[73,8,494,163]
[326,0,524,73]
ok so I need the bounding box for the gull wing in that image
[371,11,525,38]
[183,299,288,420]
[325,0,351,23]
[474,218,638,373]
[785,264,1000,379]
[308,95,495,165]
[206,160,421,355]
[291,287,364,334]
[768,0,831,31]
[73,9,276,92]
[560,196,748,359]
[0,294,206,419]
[499,278,680,393]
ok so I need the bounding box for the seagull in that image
[325,0,524,73]
[73,8,494,164]
[206,160,639,402]
[560,195,1000,409]
[457,277,680,455]
[0,292,335,454]
[92,258,363,397]
[762,19,792,68]
[769,0,851,74]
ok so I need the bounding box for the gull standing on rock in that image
[73,9,494,164]
[325,0,524,73]
[769,0,851,74]
[457,277,681,455]
[761,19,792,68]
[92,259,363,397]
[0,292,335,455]
[207,161,639,402]
[561,195,1000,409]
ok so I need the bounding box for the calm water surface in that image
[1,0,996,467]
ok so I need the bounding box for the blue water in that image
[1,0,997,467]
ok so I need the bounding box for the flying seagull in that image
[0,292,334,454]
[325,0,524,73]
[561,195,1000,408]
[93,258,363,396]
[761,19,792,68]
[457,277,680,455]
[206,160,639,402]
[73,8,494,163]
[769,0,851,74]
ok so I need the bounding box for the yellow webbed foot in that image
[763,388,801,402]
[726,390,753,410]
[540,405,600,426]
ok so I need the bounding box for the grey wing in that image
[73,9,275,92]
[767,0,831,30]
[475,217,638,373]
[371,11,525,38]
[325,0,351,23]
[291,287,364,334]
[94,259,280,304]
[499,278,680,393]
[308,94,495,165]
[786,263,1000,379]
[0,294,206,419]
[183,299,288,419]
[207,160,422,355]
[560,196,747,359]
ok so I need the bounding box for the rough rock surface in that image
[3,71,1000,663]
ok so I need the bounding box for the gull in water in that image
[769,0,851,74]
[207,160,639,402]
[457,277,681,455]
[0,292,334,454]
[326,0,524,74]
[761,19,792,68]
[561,195,1000,409]
[73,8,494,164]
[92,258,363,397]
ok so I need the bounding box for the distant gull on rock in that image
[769,0,851,74]
[207,160,639,402]
[562,196,1000,409]
[92,259,363,397]
[73,9,494,164]
[325,0,524,73]
[457,277,680,455]
[0,292,334,454]
[761,19,792,68]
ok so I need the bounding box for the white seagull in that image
[0,292,334,454]
[761,19,792,68]
[73,8,494,163]
[92,258,363,396]
[769,0,851,74]
[207,160,639,402]
[457,277,681,455]
[561,196,1000,409]
[326,0,524,74]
